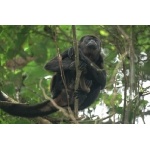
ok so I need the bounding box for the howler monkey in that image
[0,35,106,117]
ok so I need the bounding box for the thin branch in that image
[117,26,130,40]
[106,51,127,88]
[96,112,116,123]
[142,92,150,96]
[145,86,150,90]
[78,113,116,124]
[52,26,70,107]
[122,62,127,123]
[72,25,81,117]
[143,111,150,115]
[39,79,78,123]
[117,25,136,124]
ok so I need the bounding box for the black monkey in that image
[0,35,106,117]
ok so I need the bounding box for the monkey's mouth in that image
[86,41,97,49]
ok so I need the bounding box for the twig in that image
[72,25,81,117]
[142,92,150,96]
[106,51,127,88]
[79,50,104,72]
[122,61,127,123]
[78,113,116,123]
[52,26,70,107]
[117,26,136,124]
[144,111,150,115]
[39,79,78,123]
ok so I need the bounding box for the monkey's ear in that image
[68,47,74,59]
[78,36,86,46]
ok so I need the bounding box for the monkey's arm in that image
[79,85,101,110]
[44,49,74,72]
[90,68,106,89]
[79,51,106,89]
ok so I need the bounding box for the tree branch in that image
[72,25,81,118]
[39,79,78,123]
[117,25,136,124]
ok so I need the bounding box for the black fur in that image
[0,35,106,117]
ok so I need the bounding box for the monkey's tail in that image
[0,91,57,118]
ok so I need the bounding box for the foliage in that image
[0,25,150,124]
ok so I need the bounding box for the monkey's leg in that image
[79,74,92,93]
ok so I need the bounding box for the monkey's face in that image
[79,35,101,61]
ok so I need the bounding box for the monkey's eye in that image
[93,38,97,42]
[87,38,93,42]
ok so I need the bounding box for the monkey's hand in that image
[78,60,87,73]
[69,61,75,70]
[85,79,92,88]
[69,60,87,73]
[74,89,87,101]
